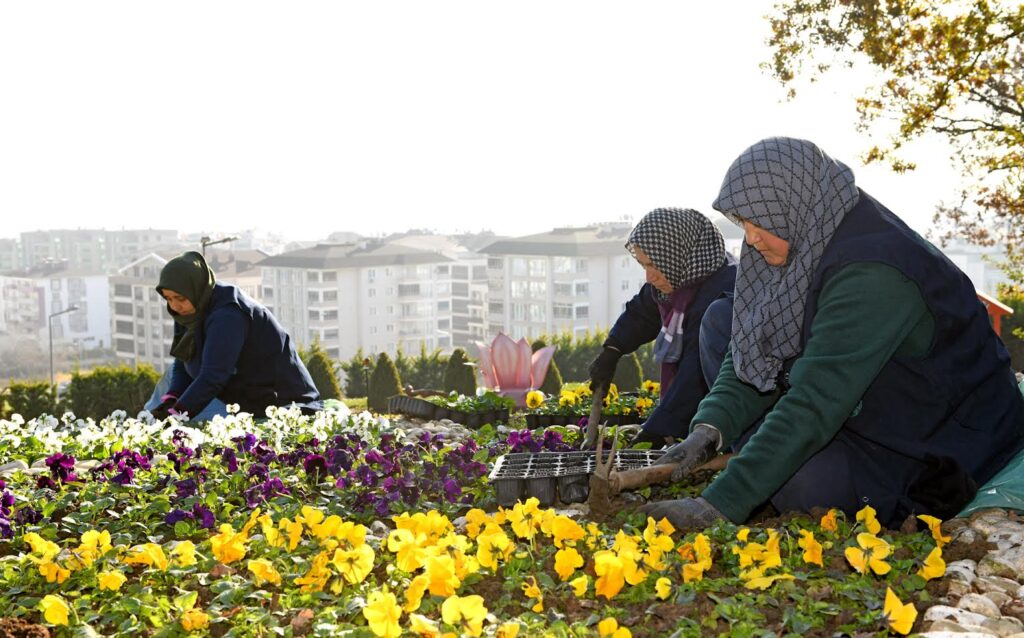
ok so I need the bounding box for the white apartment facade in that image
[18,229,181,273]
[259,241,462,360]
[480,223,646,341]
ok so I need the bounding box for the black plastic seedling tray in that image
[488,450,662,507]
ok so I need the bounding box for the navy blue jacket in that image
[787,191,1024,519]
[607,260,736,437]
[168,283,322,416]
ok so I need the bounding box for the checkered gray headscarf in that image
[626,208,726,301]
[713,137,860,392]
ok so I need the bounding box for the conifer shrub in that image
[443,348,477,396]
[368,352,403,413]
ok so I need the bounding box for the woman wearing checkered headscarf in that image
[641,137,1024,533]
[591,208,737,444]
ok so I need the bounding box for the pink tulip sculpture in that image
[476,333,556,407]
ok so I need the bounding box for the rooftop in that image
[258,241,454,269]
[479,223,633,256]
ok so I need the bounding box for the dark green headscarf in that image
[156,251,216,361]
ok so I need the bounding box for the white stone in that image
[925,605,990,626]
[30,458,47,468]
[973,510,1013,536]
[982,616,1024,637]
[984,591,1012,609]
[980,547,1024,580]
[954,528,980,546]
[919,630,997,638]
[75,459,102,471]
[949,580,973,598]
[977,576,1023,596]
[959,593,1003,618]
[948,560,979,583]
[0,460,29,474]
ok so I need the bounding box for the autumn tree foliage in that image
[766,0,1024,277]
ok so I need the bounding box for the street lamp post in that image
[201,235,240,256]
[49,305,80,390]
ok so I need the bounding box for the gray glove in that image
[639,496,726,530]
[653,424,722,482]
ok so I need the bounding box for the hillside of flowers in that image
[0,403,957,636]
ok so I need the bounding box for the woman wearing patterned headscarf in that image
[642,137,1024,531]
[149,251,322,421]
[589,208,736,444]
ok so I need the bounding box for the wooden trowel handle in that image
[610,463,677,492]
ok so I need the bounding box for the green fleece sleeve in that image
[699,263,932,523]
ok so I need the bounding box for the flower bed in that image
[387,392,513,428]
[521,382,660,428]
[0,406,954,636]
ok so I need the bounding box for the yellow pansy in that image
[570,574,589,597]
[181,608,210,632]
[643,518,674,555]
[279,517,304,551]
[820,509,839,533]
[294,550,331,593]
[39,561,71,584]
[210,523,249,564]
[856,505,881,535]
[641,379,660,395]
[744,571,796,590]
[171,541,198,567]
[387,528,428,572]
[24,533,61,562]
[248,558,283,587]
[883,587,918,635]
[521,576,544,612]
[917,546,946,581]
[424,554,461,597]
[594,551,626,599]
[39,594,69,626]
[409,613,441,637]
[597,617,632,638]
[554,547,584,581]
[525,390,545,409]
[917,515,951,548]
[736,528,751,542]
[259,513,283,547]
[682,533,713,583]
[362,589,402,638]
[655,577,672,600]
[558,390,579,407]
[549,515,586,548]
[844,533,892,576]
[798,530,823,567]
[97,570,127,591]
[404,574,430,613]
[476,524,512,571]
[333,544,375,585]
[496,621,521,638]
[464,509,491,539]
[124,543,169,571]
[441,594,488,637]
[76,529,113,566]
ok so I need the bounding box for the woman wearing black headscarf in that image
[642,137,1024,530]
[589,208,736,443]
[149,251,321,420]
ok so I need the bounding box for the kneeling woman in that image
[644,137,1024,530]
[150,251,321,420]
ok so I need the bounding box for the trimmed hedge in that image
[62,365,160,421]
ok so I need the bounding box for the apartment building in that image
[17,229,181,273]
[259,240,459,360]
[35,269,111,353]
[0,239,20,274]
[110,254,173,372]
[0,275,43,337]
[480,223,646,340]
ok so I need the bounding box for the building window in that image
[324,329,339,340]
[370,326,378,335]
[323,290,338,302]
[386,324,394,333]
[575,282,589,296]
[323,309,338,320]
[553,257,572,273]
[575,304,589,319]
[487,257,503,270]
[323,271,337,282]
[554,282,572,297]
[368,288,376,297]
[367,269,375,282]
[438,300,450,311]
[369,307,377,316]
[553,303,572,319]
[528,259,547,277]
[309,310,320,321]
[511,258,528,276]
[307,271,320,282]
[576,259,588,272]
[622,279,630,290]
[308,291,320,303]
[435,265,450,275]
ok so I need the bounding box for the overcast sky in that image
[0,1,961,242]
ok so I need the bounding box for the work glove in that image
[653,423,722,482]
[588,346,622,391]
[639,496,727,531]
[150,394,180,421]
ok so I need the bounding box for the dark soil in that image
[0,618,49,638]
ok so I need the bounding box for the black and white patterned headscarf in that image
[712,137,860,392]
[626,208,726,301]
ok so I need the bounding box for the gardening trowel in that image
[587,429,734,521]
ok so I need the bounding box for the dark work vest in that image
[787,190,1024,495]
[182,283,322,414]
